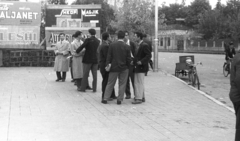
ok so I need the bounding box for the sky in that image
[161,0,227,8]
[20,0,228,8]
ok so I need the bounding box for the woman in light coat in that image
[54,33,70,82]
[70,31,85,90]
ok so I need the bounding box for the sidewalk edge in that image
[159,70,235,113]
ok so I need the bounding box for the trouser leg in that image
[91,64,98,91]
[118,69,129,101]
[76,78,82,89]
[234,101,240,141]
[104,72,118,100]
[70,67,73,79]
[56,71,61,79]
[134,73,145,100]
[62,72,66,81]
[80,63,91,91]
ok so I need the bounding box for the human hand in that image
[137,61,142,65]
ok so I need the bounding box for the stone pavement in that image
[0,67,235,141]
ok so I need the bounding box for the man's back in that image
[106,41,131,72]
[82,36,100,64]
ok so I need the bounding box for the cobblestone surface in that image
[0,67,235,141]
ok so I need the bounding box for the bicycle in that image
[223,58,232,77]
[187,61,202,90]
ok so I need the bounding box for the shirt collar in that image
[118,39,125,42]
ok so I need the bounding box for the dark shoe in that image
[132,100,142,104]
[86,86,92,90]
[78,90,86,92]
[117,101,121,105]
[101,100,107,104]
[125,96,131,99]
[142,98,145,102]
[56,79,61,82]
[62,79,65,82]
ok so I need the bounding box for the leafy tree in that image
[185,0,211,28]
[110,0,154,35]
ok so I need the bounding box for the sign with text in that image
[0,26,40,49]
[0,2,41,26]
[46,5,100,28]
[45,27,100,49]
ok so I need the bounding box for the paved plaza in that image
[0,67,236,141]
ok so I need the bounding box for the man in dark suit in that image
[132,32,151,104]
[143,34,153,75]
[76,28,100,92]
[124,31,136,99]
[102,30,132,105]
[98,32,116,100]
[229,51,240,141]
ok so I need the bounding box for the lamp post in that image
[153,0,158,72]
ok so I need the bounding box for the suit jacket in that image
[143,38,153,52]
[230,52,240,103]
[106,40,131,72]
[133,41,151,73]
[76,36,100,64]
[98,41,109,73]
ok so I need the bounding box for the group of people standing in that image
[53,28,152,105]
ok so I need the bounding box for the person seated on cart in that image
[225,41,236,70]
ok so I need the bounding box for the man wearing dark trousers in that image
[124,31,136,99]
[102,30,132,105]
[229,51,240,141]
[76,29,100,92]
[54,33,70,82]
[132,32,151,104]
[143,34,153,76]
[98,32,116,100]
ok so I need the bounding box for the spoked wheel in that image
[175,69,179,77]
[223,63,229,77]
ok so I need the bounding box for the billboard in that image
[0,2,41,26]
[45,5,101,49]
[45,27,100,49]
[0,26,40,49]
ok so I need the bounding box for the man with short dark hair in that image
[124,31,136,99]
[99,32,116,100]
[132,32,151,104]
[76,28,100,92]
[230,50,240,141]
[54,33,70,82]
[102,30,132,105]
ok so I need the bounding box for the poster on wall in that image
[0,2,41,26]
[45,27,100,50]
[45,5,101,28]
[0,26,40,49]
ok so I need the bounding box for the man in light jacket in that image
[54,33,70,82]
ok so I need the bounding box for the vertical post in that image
[153,0,158,72]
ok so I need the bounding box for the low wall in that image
[1,50,55,67]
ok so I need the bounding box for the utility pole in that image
[153,0,158,72]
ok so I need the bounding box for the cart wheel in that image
[195,74,200,90]
[223,63,229,77]
[175,70,179,77]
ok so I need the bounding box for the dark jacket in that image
[133,41,152,73]
[76,36,100,64]
[106,40,131,72]
[225,48,236,60]
[98,41,109,72]
[143,38,152,52]
[230,52,240,103]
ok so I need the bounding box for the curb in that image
[159,69,235,113]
